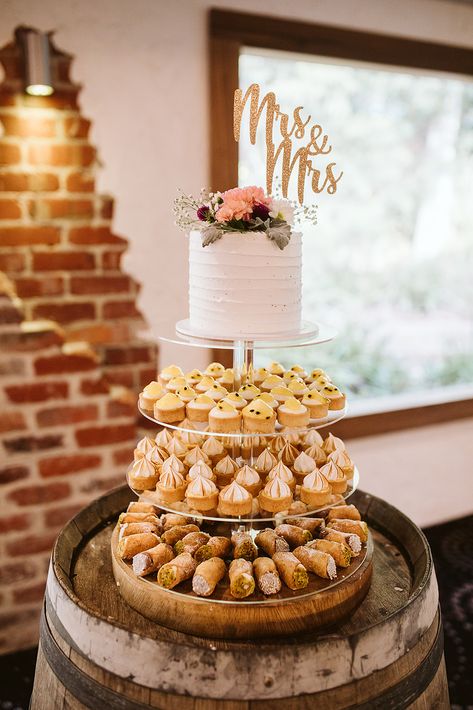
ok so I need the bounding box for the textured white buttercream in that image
[188,230,302,337]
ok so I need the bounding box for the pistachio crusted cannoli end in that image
[274,523,312,548]
[195,536,232,563]
[272,551,309,590]
[229,558,255,599]
[293,546,337,580]
[157,552,197,589]
[174,531,210,556]
[231,531,258,561]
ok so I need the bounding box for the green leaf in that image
[201,224,224,247]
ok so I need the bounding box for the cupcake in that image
[328,449,354,478]
[186,394,215,423]
[195,375,216,394]
[204,383,228,402]
[282,370,300,383]
[287,379,309,399]
[176,385,196,404]
[305,368,327,384]
[320,384,346,411]
[187,459,215,482]
[305,443,327,469]
[242,399,276,434]
[261,375,284,392]
[258,478,293,513]
[292,451,317,484]
[154,393,186,424]
[158,364,183,387]
[277,397,310,428]
[322,433,346,455]
[302,390,329,419]
[208,401,241,433]
[214,455,239,488]
[185,369,203,387]
[267,461,296,492]
[253,367,269,386]
[235,465,262,496]
[238,384,261,402]
[161,453,186,476]
[222,391,246,411]
[290,365,308,379]
[156,469,187,503]
[128,456,159,490]
[166,376,187,393]
[165,436,188,459]
[219,480,253,516]
[204,362,226,377]
[201,436,227,464]
[218,368,235,389]
[270,386,293,405]
[183,446,210,468]
[277,442,299,467]
[139,381,165,411]
[300,470,331,506]
[320,460,347,494]
[258,391,278,409]
[310,374,332,391]
[268,361,285,376]
[134,436,155,461]
[155,428,173,448]
[186,475,219,512]
[254,448,277,476]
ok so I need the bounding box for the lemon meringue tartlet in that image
[154,392,185,424]
[254,448,277,475]
[320,460,348,494]
[156,469,187,503]
[208,401,241,433]
[134,435,155,461]
[292,451,317,484]
[214,454,239,488]
[201,436,226,464]
[219,481,253,516]
[242,398,276,433]
[235,465,262,496]
[328,448,355,478]
[128,456,159,490]
[300,469,331,506]
[323,433,346,455]
[267,461,296,492]
[186,474,219,511]
[277,397,310,427]
[258,477,293,513]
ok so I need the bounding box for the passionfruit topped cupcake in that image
[242,398,276,433]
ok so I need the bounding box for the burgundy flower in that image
[252,202,270,221]
[197,205,211,221]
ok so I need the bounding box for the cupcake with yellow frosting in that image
[208,401,241,433]
[139,381,166,411]
[258,391,278,409]
[185,369,203,387]
[242,399,276,434]
[128,456,159,490]
[254,448,277,476]
[205,362,226,378]
[305,368,327,384]
[328,448,355,478]
[287,379,309,399]
[320,384,346,411]
[154,392,185,424]
[217,368,235,389]
[134,436,155,461]
[186,394,215,423]
[176,385,196,404]
[238,384,261,402]
[258,477,293,513]
[235,465,262,497]
[156,469,187,503]
[253,367,269,386]
[261,375,284,392]
[186,474,219,512]
[267,461,295,492]
[222,391,246,411]
[277,397,310,428]
[292,451,317,484]
[201,436,227,465]
[302,390,329,419]
[195,375,216,394]
[204,383,228,402]
[158,364,184,387]
[268,361,285,376]
[300,469,331,506]
[214,454,239,488]
[290,364,308,379]
[320,460,347,494]
[270,385,293,405]
[218,481,253,516]
[166,376,187,394]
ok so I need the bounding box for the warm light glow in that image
[26,83,53,96]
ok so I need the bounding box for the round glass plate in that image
[159,320,337,350]
[127,467,359,525]
[138,404,348,439]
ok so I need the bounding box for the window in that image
[209,10,473,432]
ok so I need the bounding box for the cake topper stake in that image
[234,84,342,203]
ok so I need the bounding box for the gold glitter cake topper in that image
[234,83,343,203]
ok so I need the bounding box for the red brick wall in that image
[0,29,157,653]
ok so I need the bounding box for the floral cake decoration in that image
[174,185,317,250]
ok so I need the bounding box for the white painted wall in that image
[2,0,473,523]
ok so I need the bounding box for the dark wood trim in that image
[208,8,473,431]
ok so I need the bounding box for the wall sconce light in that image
[20,28,54,96]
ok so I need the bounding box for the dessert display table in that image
[30,485,449,709]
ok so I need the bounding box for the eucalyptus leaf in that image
[201,224,224,247]
[267,222,292,250]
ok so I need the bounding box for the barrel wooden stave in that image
[30,485,450,709]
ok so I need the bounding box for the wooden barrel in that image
[30,485,450,709]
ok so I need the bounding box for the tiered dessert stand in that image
[111,319,373,638]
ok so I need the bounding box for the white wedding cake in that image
[188,229,302,338]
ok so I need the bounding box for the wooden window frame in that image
[208,8,473,438]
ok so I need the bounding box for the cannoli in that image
[157,552,197,589]
[174,531,210,555]
[117,532,160,560]
[253,557,281,595]
[323,529,362,555]
[161,513,192,530]
[274,523,312,547]
[119,522,160,539]
[286,517,325,536]
[161,523,200,546]
[192,557,227,597]
[272,551,309,590]
[195,536,232,563]
[231,531,258,561]
[255,528,289,555]
[292,546,337,580]
[132,543,174,577]
[118,512,160,524]
[327,504,361,521]
[327,519,369,543]
[308,538,352,567]
[127,501,158,514]
[229,558,255,598]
